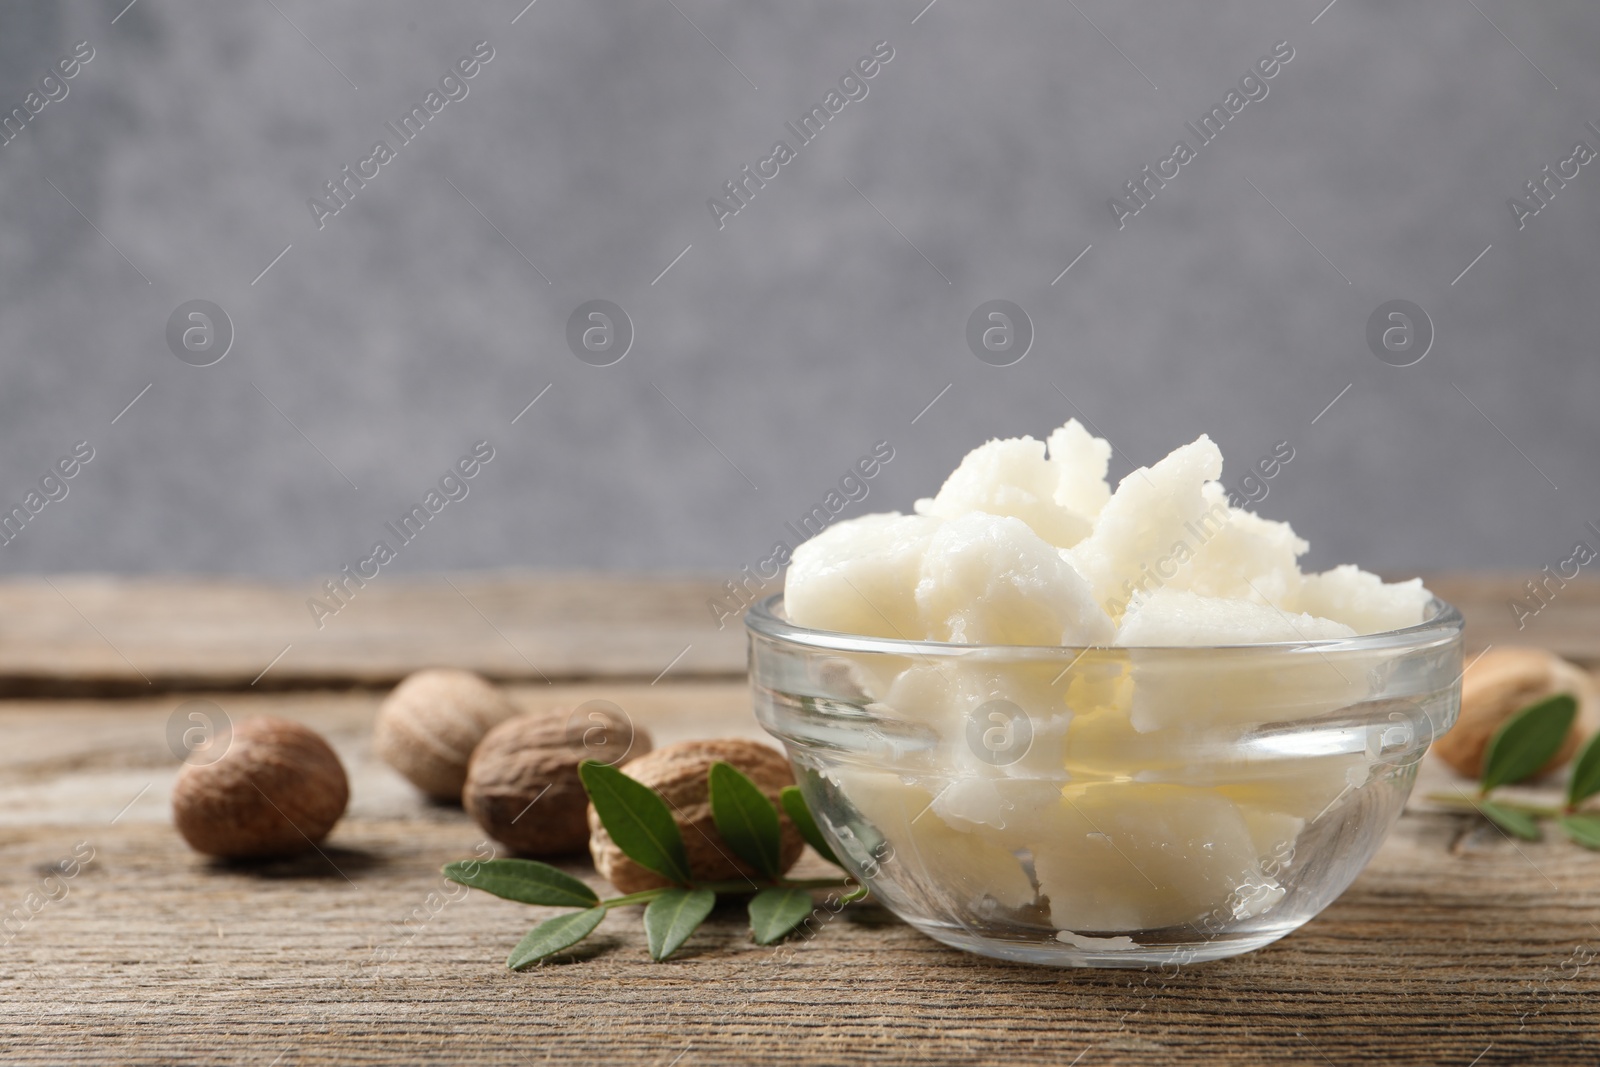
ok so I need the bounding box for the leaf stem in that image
[599,877,857,906]
[1425,792,1562,819]
[778,877,857,890]
[695,877,855,895]
[598,889,667,908]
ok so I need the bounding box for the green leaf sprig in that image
[444,760,860,969]
[1429,693,1600,848]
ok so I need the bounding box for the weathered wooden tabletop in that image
[3,572,1598,1066]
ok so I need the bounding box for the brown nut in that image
[1432,646,1600,778]
[589,739,803,894]
[172,717,349,859]
[374,669,518,802]
[464,703,651,855]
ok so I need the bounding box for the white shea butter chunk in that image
[931,774,1070,841]
[1046,419,1113,522]
[1175,485,1309,609]
[1293,564,1431,635]
[914,420,1107,549]
[1115,588,1363,733]
[1032,782,1280,933]
[916,513,1114,647]
[784,513,938,639]
[880,660,1076,776]
[1115,588,1356,647]
[1066,435,1224,619]
[829,767,1037,911]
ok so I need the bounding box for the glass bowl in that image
[746,593,1463,967]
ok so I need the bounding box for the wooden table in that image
[3,572,1598,1065]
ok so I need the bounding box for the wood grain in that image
[2,687,1598,1065]
[1425,571,1600,664]
[0,684,764,830]
[4,572,1600,1065]
[0,570,1586,697]
[0,572,747,695]
[3,808,1595,1067]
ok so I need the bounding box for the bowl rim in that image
[745,592,1464,657]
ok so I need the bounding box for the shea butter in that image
[780,421,1436,942]
[788,423,1428,643]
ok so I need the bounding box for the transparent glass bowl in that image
[747,594,1463,967]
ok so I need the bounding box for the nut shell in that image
[374,669,518,802]
[465,705,651,855]
[172,717,349,859]
[1433,646,1600,778]
[589,739,803,894]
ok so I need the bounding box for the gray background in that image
[0,0,1594,585]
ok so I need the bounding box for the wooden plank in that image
[0,570,1592,697]
[5,810,1595,1065]
[3,690,1598,1064]
[1424,571,1600,664]
[0,573,747,695]
[0,683,763,828]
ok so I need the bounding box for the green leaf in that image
[839,883,869,904]
[1480,694,1578,792]
[780,786,842,868]
[507,907,607,970]
[1559,814,1600,850]
[1567,731,1600,808]
[1478,799,1541,841]
[709,762,783,878]
[579,760,691,885]
[643,888,716,961]
[443,859,599,908]
[748,887,815,946]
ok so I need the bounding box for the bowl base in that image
[908,920,1297,968]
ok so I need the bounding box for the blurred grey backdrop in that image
[0,0,1595,584]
